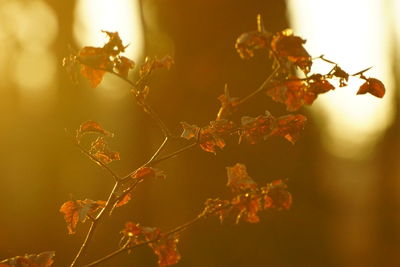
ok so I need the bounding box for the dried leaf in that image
[148,233,181,267]
[75,121,113,142]
[202,198,231,223]
[263,180,292,210]
[90,137,120,165]
[198,120,235,153]
[239,111,275,144]
[116,193,132,208]
[216,86,239,120]
[270,114,307,144]
[59,199,105,234]
[231,193,262,224]
[235,31,271,59]
[270,30,312,73]
[131,166,165,180]
[139,55,174,78]
[357,78,385,98]
[101,31,125,56]
[267,78,308,111]
[122,221,143,238]
[78,46,111,87]
[226,163,257,192]
[180,122,200,140]
[181,120,235,154]
[0,251,55,267]
[114,56,135,78]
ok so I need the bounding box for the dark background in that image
[0,0,399,266]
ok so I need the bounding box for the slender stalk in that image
[73,140,121,182]
[82,215,205,267]
[70,181,120,267]
[237,66,280,106]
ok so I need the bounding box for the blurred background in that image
[0,0,399,266]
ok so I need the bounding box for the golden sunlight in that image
[287,0,394,159]
[73,0,144,98]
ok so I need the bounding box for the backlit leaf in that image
[59,199,105,234]
[114,56,135,78]
[78,46,111,88]
[262,180,292,210]
[75,120,113,142]
[0,251,55,267]
[216,86,239,120]
[89,137,120,165]
[226,163,257,192]
[270,30,312,73]
[270,114,307,144]
[357,78,385,98]
[239,111,275,144]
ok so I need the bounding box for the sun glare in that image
[287,0,394,158]
[73,0,144,98]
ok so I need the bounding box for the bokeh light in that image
[287,0,394,159]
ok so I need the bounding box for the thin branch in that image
[68,132,121,182]
[82,215,205,267]
[237,66,280,106]
[70,181,120,267]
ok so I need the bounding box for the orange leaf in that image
[0,251,55,267]
[131,166,165,180]
[78,46,111,88]
[115,56,135,78]
[101,31,126,56]
[239,111,275,144]
[235,30,271,59]
[148,233,181,267]
[202,198,231,223]
[59,199,105,234]
[270,114,307,144]
[357,78,385,98]
[75,120,113,142]
[264,180,292,210]
[270,30,312,73]
[89,137,120,165]
[231,193,262,224]
[198,120,235,153]
[180,122,200,140]
[216,86,239,120]
[226,163,257,192]
[267,78,308,111]
[116,193,132,208]
[139,55,174,78]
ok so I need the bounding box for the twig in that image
[70,181,120,267]
[81,214,205,267]
[237,66,280,106]
[67,131,121,182]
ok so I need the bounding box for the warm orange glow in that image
[287,0,394,158]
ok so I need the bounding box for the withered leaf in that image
[357,78,385,98]
[131,166,165,180]
[78,46,111,88]
[181,120,235,154]
[147,233,181,267]
[139,55,174,78]
[89,137,120,165]
[270,30,312,73]
[267,78,308,111]
[231,193,262,224]
[216,86,239,120]
[235,30,272,59]
[101,31,125,56]
[239,111,275,144]
[114,56,135,78]
[226,163,257,192]
[59,199,105,234]
[180,122,200,140]
[202,198,231,223]
[271,114,307,144]
[0,251,55,267]
[75,120,113,142]
[263,180,292,210]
